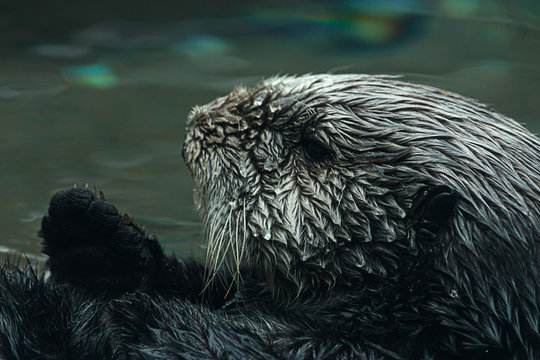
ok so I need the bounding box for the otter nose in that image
[183,108,209,169]
[182,128,199,172]
[181,140,187,165]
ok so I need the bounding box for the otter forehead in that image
[186,73,527,155]
[183,74,540,291]
[185,75,401,179]
[185,73,534,197]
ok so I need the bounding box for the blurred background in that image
[1,0,539,261]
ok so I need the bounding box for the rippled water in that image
[1,0,539,261]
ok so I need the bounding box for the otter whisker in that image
[202,212,223,290]
[207,207,228,267]
[202,207,221,287]
[212,205,234,270]
[224,222,238,298]
[233,208,240,275]
[226,209,243,297]
[203,202,236,292]
[238,197,247,282]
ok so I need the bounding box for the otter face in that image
[183,74,540,297]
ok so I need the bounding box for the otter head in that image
[183,74,540,300]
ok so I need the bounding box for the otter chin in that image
[1,74,539,359]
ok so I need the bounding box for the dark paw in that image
[39,188,158,292]
[41,188,121,253]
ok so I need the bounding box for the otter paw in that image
[39,188,152,291]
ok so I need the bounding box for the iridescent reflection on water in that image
[1,0,539,261]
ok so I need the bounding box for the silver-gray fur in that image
[2,74,539,359]
[184,74,540,356]
[185,74,539,290]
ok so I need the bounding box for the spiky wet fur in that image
[1,74,539,359]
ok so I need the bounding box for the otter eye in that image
[302,136,332,161]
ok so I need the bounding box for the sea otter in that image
[0,74,539,359]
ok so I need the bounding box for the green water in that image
[1,0,539,261]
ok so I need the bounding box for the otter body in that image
[1,75,539,359]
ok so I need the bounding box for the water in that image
[1,0,539,261]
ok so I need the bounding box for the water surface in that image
[1,0,539,261]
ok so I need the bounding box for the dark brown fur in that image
[1,74,539,359]
[184,74,540,357]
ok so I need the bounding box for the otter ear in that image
[407,185,457,242]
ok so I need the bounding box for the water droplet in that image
[449,289,459,299]
[263,232,271,240]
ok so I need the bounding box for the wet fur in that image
[1,74,539,359]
